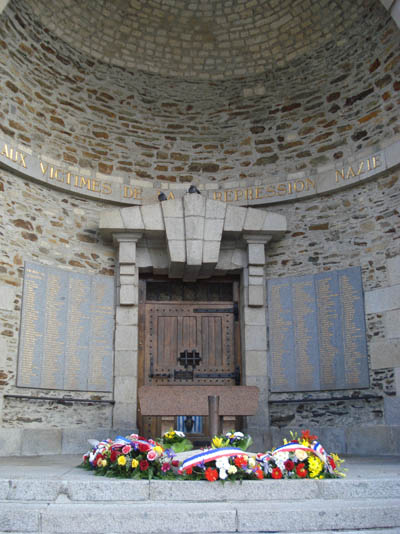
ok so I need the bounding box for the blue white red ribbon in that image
[178,447,247,474]
[271,440,331,466]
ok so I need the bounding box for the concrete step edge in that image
[2,477,400,502]
[0,499,399,534]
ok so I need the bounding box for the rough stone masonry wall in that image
[0,0,399,193]
[265,167,400,428]
[0,166,116,429]
[0,164,399,433]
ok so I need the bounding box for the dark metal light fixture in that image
[188,185,201,194]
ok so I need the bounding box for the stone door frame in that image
[99,193,286,447]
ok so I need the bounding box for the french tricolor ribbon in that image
[311,440,328,464]
[113,436,157,449]
[178,447,247,474]
[272,440,331,467]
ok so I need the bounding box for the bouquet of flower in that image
[178,447,264,481]
[255,429,346,480]
[80,433,179,479]
[80,428,345,482]
[159,429,193,453]
[211,431,253,451]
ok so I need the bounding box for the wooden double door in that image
[138,278,241,441]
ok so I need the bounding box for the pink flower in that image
[122,445,132,454]
[161,462,171,472]
[147,449,157,461]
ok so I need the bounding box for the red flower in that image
[110,450,117,463]
[205,467,218,482]
[296,462,308,478]
[185,467,193,475]
[234,456,248,469]
[301,429,317,442]
[271,467,282,479]
[139,443,151,453]
[328,456,336,470]
[255,468,264,479]
[172,460,179,467]
[284,459,295,471]
[139,460,149,471]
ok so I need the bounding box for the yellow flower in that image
[101,459,107,468]
[248,457,256,468]
[117,455,127,466]
[212,436,223,448]
[131,458,139,469]
[154,445,164,455]
[331,453,344,468]
[308,456,323,478]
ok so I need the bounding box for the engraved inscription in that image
[267,267,369,392]
[17,262,115,392]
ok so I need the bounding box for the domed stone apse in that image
[0,0,399,192]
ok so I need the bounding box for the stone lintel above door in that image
[100,193,286,282]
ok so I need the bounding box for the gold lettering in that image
[19,153,27,168]
[167,191,175,200]
[346,166,355,179]
[0,144,10,159]
[40,161,48,175]
[335,169,345,182]
[306,178,315,190]
[294,180,304,192]
[213,191,222,201]
[79,176,91,189]
[65,172,72,185]
[124,185,134,198]
[372,155,380,169]
[0,145,27,169]
[287,181,292,194]
[91,180,100,192]
[367,158,370,171]
[102,182,112,195]
[255,187,264,199]
[49,167,60,180]
[245,188,253,201]
[224,190,233,202]
[133,187,141,200]
[265,185,276,197]
[234,189,243,201]
[277,183,287,196]
[356,160,364,176]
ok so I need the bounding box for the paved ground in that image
[0,454,399,480]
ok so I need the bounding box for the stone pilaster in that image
[112,232,142,430]
[241,235,272,450]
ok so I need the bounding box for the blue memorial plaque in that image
[267,279,296,391]
[267,266,369,392]
[17,262,115,392]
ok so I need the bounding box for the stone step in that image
[1,477,400,502]
[0,498,399,533]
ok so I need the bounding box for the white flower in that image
[233,432,244,438]
[228,465,238,475]
[216,457,230,470]
[274,451,289,462]
[219,468,228,480]
[175,431,185,438]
